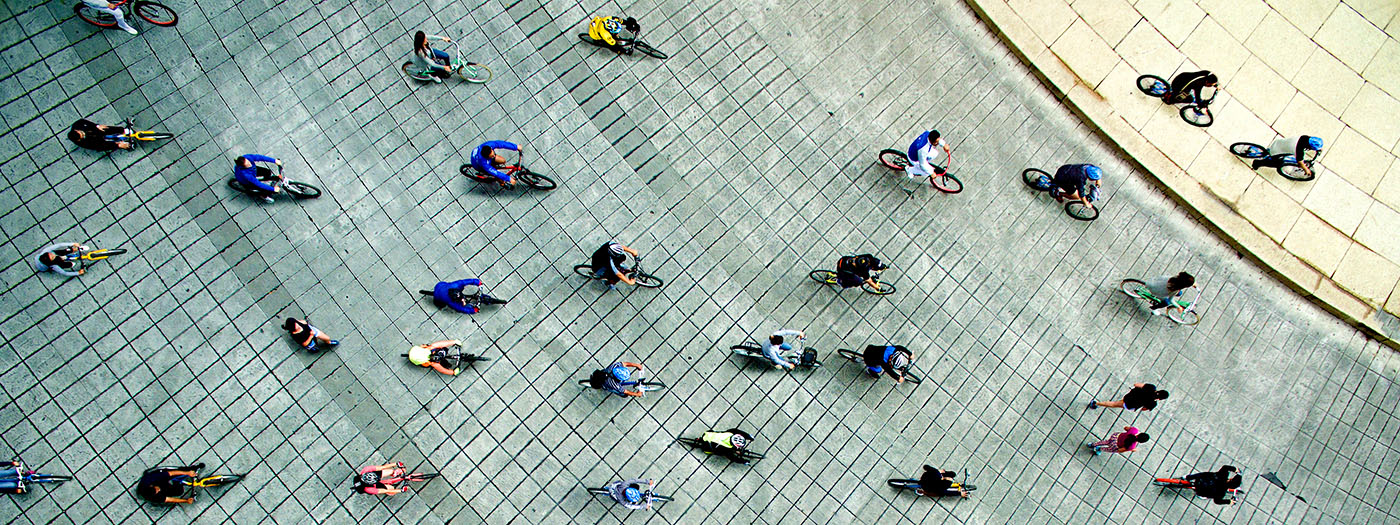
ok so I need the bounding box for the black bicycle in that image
[729,337,822,369]
[227,165,322,200]
[1229,142,1315,181]
[400,343,489,370]
[887,477,976,494]
[1136,75,1213,127]
[836,348,923,384]
[417,287,509,310]
[676,437,765,464]
[460,149,556,190]
[573,257,663,288]
[1021,168,1099,221]
[577,17,668,59]
[585,485,674,505]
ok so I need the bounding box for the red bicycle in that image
[75,0,178,29]
[1152,476,1245,502]
[459,149,556,190]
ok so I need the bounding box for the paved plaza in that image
[1,0,1398,523]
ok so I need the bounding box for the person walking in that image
[282,318,338,353]
[1088,426,1149,455]
[1089,383,1169,412]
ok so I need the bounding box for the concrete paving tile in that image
[1008,0,1080,45]
[1179,17,1251,81]
[1188,139,1253,203]
[1266,0,1340,35]
[1302,169,1374,235]
[1272,91,1347,144]
[1114,19,1186,78]
[1325,126,1393,192]
[1230,56,1299,124]
[1373,157,1400,210]
[1333,242,1400,305]
[1135,0,1207,46]
[1051,19,1118,87]
[1295,46,1366,114]
[1069,0,1142,47]
[1354,200,1400,264]
[1284,210,1352,274]
[1245,10,1321,78]
[1237,175,1306,241]
[1363,38,1400,101]
[1315,3,1389,72]
[1340,83,1400,151]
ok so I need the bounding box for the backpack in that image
[588,369,608,389]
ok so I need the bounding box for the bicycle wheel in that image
[197,474,244,488]
[931,173,962,194]
[1167,309,1201,326]
[138,132,174,140]
[285,181,322,199]
[1277,162,1315,181]
[135,1,178,26]
[1022,168,1051,190]
[808,270,838,284]
[1118,279,1149,299]
[86,248,127,259]
[1064,201,1098,221]
[456,63,492,83]
[878,149,909,171]
[632,40,668,59]
[887,479,921,490]
[735,449,765,462]
[227,178,250,194]
[863,281,896,295]
[573,264,599,279]
[899,368,923,385]
[401,62,433,81]
[650,494,674,503]
[730,345,762,358]
[1180,106,1212,127]
[28,475,72,484]
[75,4,118,27]
[1152,478,1189,488]
[637,381,666,392]
[586,487,610,495]
[518,170,557,190]
[837,349,863,364]
[1135,74,1169,96]
[1229,142,1268,159]
[459,164,494,183]
[633,272,664,288]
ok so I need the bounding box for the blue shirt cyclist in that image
[234,154,283,202]
[905,130,950,178]
[432,278,484,314]
[471,141,521,184]
[588,362,644,397]
[1051,164,1101,208]
[862,344,912,383]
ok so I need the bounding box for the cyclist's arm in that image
[481,140,518,153]
[242,153,277,164]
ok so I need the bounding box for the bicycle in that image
[460,149,556,190]
[108,129,173,145]
[808,268,896,295]
[1118,279,1200,325]
[836,348,923,384]
[1136,75,1214,127]
[0,458,72,494]
[729,336,822,369]
[578,369,666,396]
[578,19,668,59]
[227,165,322,200]
[400,343,489,370]
[417,287,509,310]
[402,39,492,83]
[75,0,177,29]
[143,465,245,500]
[585,485,674,506]
[1152,476,1245,503]
[573,256,663,288]
[877,148,963,194]
[1229,142,1315,181]
[887,477,977,496]
[1021,168,1099,221]
[676,436,766,463]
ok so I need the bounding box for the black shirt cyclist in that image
[836,254,886,289]
[1188,465,1241,505]
[862,344,912,383]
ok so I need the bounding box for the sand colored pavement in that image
[967,0,1400,346]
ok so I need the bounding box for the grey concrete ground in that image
[0,0,1397,523]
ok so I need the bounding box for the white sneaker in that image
[262,196,274,204]
[121,26,139,35]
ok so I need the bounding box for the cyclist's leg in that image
[0,478,22,494]
[91,3,138,33]
[428,361,458,375]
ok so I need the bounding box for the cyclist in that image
[81,0,139,35]
[407,339,462,376]
[1252,135,1323,179]
[470,141,521,185]
[905,129,951,180]
[698,428,756,464]
[763,329,804,370]
[68,119,132,151]
[591,241,641,289]
[233,154,284,203]
[835,253,887,289]
[586,361,645,397]
[862,344,913,383]
[412,31,453,81]
[1144,272,1195,315]
[431,278,485,314]
[1052,164,1101,209]
[587,16,641,54]
[1186,465,1242,505]
[604,477,656,510]
[282,318,339,353]
[352,462,409,495]
[917,465,969,498]
[1163,71,1218,106]
[136,463,205,505]
[33,242,88,277]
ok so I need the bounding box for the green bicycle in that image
[1119,279,1200,325]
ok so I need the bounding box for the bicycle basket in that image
[800,348,817,366]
